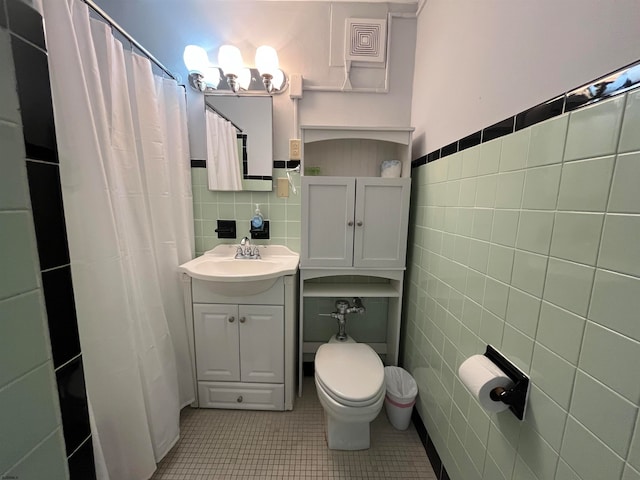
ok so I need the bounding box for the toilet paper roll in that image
[458,355,514,413]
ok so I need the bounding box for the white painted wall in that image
[411,0,640,157]
[94,1,417,161]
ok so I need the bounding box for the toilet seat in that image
[315,343,384,407]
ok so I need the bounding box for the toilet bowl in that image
[314,340,385,450]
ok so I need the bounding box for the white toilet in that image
[314,337,385,450]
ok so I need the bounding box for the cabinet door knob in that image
[239,316,246,323]
[237,395,243,403]
[347,220,354,226]
[228,316,235,323]
[356,221,363,227]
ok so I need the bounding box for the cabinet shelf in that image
[302,282,400,298]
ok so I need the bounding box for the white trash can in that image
[384,366,418,430]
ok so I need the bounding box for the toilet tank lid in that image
[315,343,384,402]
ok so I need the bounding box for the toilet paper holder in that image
[484,345,530,420]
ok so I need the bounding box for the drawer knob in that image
[237,395,243,403]
[228,316,235,323]
[347,220,354,226]
[239,316,246,323]
[356,221,363,227]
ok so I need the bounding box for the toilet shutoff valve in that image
[319,298,366,341]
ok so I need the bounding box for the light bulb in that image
[218,45,244,77]
[238,68,252,90]
[272,69,285,91]
[183,45,209,74]
[255,45,279,77]
[202,67,221,89]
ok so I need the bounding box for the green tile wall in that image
[191,168,301,256]
[0,24,67,480]
[403,92,640,480]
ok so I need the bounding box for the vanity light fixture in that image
[183,44,287,95]
[255,45,280,93]
[183,45,220,92]
[218,45,243,93]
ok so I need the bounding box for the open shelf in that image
[302,282,401,298]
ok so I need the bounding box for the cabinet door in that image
[353,178,411,268]
[301,177,355,267]
[193,304,240,382]
[238,305,284,383]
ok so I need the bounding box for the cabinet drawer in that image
[198,382,284,411]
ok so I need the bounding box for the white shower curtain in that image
[205,109,243,190]
[42,1,195,479]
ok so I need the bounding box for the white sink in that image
[179,244,299,296]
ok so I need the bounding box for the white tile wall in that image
[404,93,640,480]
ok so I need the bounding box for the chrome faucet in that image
[235,236,261,259]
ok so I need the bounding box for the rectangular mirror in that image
[205,95,273,191]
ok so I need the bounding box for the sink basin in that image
[179,244,299,296]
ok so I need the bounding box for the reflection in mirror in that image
[204,96,273,191]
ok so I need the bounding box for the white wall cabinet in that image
[182,275,297,411]
[298,126,413,397]
[301,176,410,269]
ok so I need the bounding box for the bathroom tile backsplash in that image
[191,167,301,256]
[404,88,640,480]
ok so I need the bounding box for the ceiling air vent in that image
[345,18,387,64]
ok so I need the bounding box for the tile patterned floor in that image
[152,377,436,479]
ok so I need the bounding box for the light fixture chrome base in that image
[262,74,274,93]
[226,74,240,93]
[188,72,206,92]
[187,68,288,95]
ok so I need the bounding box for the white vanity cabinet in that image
[193,304,284,383]
[301,176,410,269]
[182,274,297,411]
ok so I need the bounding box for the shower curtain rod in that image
[82,0,177,81]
